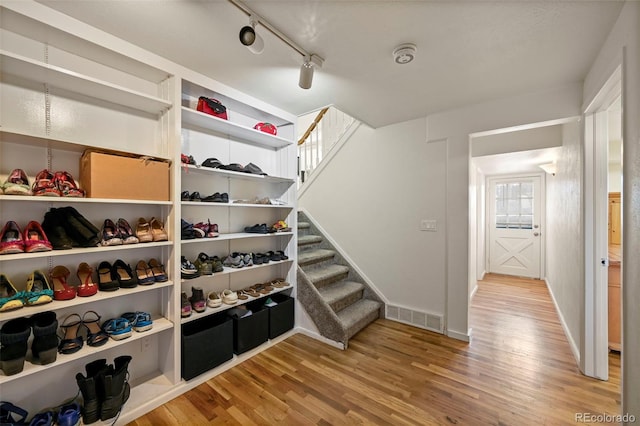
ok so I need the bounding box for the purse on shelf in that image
[253,122,277,135]
[197,96,228,120]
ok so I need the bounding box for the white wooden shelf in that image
[181,107,293,150]
[0,241,174,263]
[181,201,293,209]
[0,50,172,115]
[0,194,172,205]
[180,231,293,244]
[0,129,172,160]
[0,317,173,385]
[180,286,291,325]
[180,259,293,284]
[181,164,294,184]
[0,281,173,322]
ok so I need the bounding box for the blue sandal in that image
[101,317,132,341]
[121,311,153,332]
[0,401,28,425]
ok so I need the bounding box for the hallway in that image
[128,274,621,425]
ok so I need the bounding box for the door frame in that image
[582,65,621,380]
[485,172,546,279]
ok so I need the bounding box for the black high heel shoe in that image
[83,311,109,347]
[58,313,84,355]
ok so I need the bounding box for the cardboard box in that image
[80,150,170,201]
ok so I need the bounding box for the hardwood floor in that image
[128,274,621,425]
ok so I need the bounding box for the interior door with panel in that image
[488,176,542,279]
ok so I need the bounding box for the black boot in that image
[98,355,132,421]
[42,208,76,249]
[0,317,31,375]
[76,359,107,424]
[60,206,100,247]
[31,311,58,365]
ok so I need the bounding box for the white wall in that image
[299,117,447,319]
[301,84,582,341]
[472,125,563,157]
[544,121,582,360]
[583,0,640,418]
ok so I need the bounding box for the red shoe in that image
[23,221,53,253]
[76,262,98,297]
[54,171,85,198]
[50,265,76,300]
[0,221,25,255]
[32,169,61,197]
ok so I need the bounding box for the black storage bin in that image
[231,302,268,354]
[181,313,233,381]
[267,293,295,339]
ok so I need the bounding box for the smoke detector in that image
[393,43,417,65]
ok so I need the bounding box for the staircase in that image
[297,211,383,348]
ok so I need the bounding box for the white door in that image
[488,176,542,278]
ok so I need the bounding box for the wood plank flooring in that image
[128,274,620,425]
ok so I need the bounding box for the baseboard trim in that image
[544,277,581,366]
[447,328,472,342]
[470,283,479,301]
[295,326,345,350]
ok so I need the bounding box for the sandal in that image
[53,171,85,198]
[76,262,98,297]
[0,221,25,255]
[32,169,61,196]
[23,220,52,253]
[101,317,132,340]
[121,311,153,332]
[50,265,76,301]
[242,287,259,298]
[24,270,53,306]
[58,313,84,354]
[148,258,168,282]
[0,401,28,425]
[82,311,109,347]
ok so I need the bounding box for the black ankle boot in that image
[0,317,32,375]
[76,359,107,424]
[31,311,58,365]
[98,355,132,421]
[42,208,75,249]
[60,206,100,247]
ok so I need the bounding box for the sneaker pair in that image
[193,220,219,238]
[181,256,201,279]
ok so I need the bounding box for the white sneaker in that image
[207,291,222,308]
[221,289,238,305]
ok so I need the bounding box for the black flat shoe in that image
[97,261,119,291]
[112,259,137,288]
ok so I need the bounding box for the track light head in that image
[239,17,264,54]
[299,58,314,89]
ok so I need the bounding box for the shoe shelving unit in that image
[0,1,297,423]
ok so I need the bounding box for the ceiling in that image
[37,0,623,129]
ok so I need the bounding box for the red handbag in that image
[253,122,277,135]
[197,97,228,120]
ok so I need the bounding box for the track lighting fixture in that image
[239,17,264,54]
[229,0,324,89]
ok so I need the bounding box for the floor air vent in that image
[385,305,443,333]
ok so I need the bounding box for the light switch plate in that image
[420,219,437,231]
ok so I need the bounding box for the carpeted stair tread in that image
[298,221,310,230]
[337,299,381,339]
[299,248,336,266]
[298,234,323,246]
[305,264,350,286]
[318,281,365,311]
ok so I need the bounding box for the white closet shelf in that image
[0,194,172,205]
[0,241,174,263]
[180,260,293,283]
[180,231,293,244]
[0,129,172,160]
[181,107,293,149]
[0,51,172,115]
[0,317,173,385]
[181,201,293,209]
[0,281,173,323]
[181,164,294,184]
[180,286,291,325]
